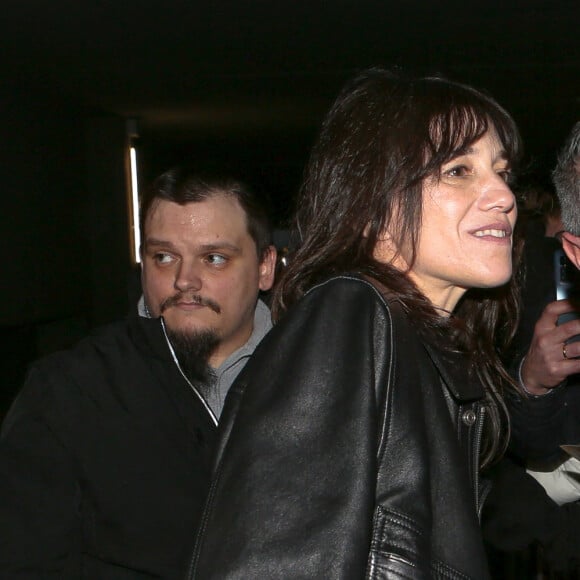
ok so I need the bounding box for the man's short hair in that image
[553,121,580,236]
[140,168,273,259]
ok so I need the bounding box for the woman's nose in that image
[481,175,516,214]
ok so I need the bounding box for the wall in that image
[0,81,132,413]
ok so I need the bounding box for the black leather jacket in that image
[190,276,491,579]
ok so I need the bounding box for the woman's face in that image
[380,130,517,313]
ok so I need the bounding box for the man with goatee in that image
[0,168,276,579]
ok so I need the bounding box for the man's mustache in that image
[160,293,221,314]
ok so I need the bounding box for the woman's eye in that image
[206,254,227,266]
[444,164,470,178]
[497,169,512,183]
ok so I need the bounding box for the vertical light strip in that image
[129,146,141,263]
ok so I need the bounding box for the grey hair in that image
[553,121,580,235]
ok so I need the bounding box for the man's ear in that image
[562,232,580,270]
[258,245,277,292]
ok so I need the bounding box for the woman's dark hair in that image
[273,68,522,468]
[140,168,273,260]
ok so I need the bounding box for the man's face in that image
[141,195,275,368]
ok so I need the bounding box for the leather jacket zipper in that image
[473,404,485,517]
[160,318,218,427]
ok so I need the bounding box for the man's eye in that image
[154,253,173,264]
[206,254,227,266]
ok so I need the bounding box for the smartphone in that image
[554,248,580,343]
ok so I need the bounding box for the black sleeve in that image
[0,366,80,576]
[190,278,389,579]
[482,456,564,551]
[507,381,579,466]
[482,456,580,574]
[504,229,575,465]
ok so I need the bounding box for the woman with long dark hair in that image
[190,68,521,579]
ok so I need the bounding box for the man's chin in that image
[164,326,220,385]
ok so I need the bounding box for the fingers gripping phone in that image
[554,248,580,344]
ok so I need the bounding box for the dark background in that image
[1,0,579,409]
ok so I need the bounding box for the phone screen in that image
[554,248,580,343]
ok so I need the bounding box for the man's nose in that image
[174,259,202,292]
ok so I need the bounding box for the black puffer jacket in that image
[190,276,491,579]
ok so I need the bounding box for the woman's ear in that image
[372,231,403,266]
[364,222,393,242]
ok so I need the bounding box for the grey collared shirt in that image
[138,296,272,419]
